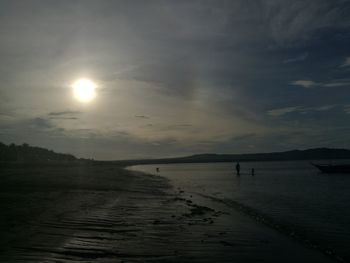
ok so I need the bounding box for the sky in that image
[0,0,350,160]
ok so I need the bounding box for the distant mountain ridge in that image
[184,148,350,162]
[110,148,350,165]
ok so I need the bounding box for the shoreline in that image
[0,164,338,262]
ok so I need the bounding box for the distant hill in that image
[0,142,77,163]
[2,143,350,165]
[109,148,350,166]
[181,148,350,162]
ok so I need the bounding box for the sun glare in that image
[72,78,96,102]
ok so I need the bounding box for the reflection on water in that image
[129,160,350,260]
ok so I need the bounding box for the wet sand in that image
[0,164,337,262]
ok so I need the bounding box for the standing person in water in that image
[236,162,241,176]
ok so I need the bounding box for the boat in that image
[311,163,350,173]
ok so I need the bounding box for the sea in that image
[129,160,350,261]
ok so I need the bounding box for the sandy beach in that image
[0,164,336,262]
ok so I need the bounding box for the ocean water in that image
[129,160,350,261]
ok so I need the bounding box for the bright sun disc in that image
[72,78,96,102]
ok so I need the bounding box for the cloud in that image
[341,57,350,67]
[283,53,308,63]
[48,110,81,120]
[291,80,316,88]
[48,110,81,116]
[312,105,336,111]
[322,82,350,87]
[291,79,350,88]
[263,0,350,47]
[135,115,150,119]
[50,117,78,120]
[30,118,54,129]
[163,124,193,130]
[267,106,301,117]
[344,105,350,114]
[268,105,336,117]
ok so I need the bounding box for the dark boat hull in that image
[312,164,350,173]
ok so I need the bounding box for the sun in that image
[72,78,97,102]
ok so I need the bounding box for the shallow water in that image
[129,160,350,261]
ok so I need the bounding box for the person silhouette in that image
[236,162,241,176]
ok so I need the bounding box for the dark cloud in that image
[165,124,193,129]
[48,110,81,120]
[48,110,81,116]
[134,115,150,119]
[30,118,54,129]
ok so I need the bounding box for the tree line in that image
[0,142,77,163]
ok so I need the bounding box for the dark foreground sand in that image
[0,164,337,262]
